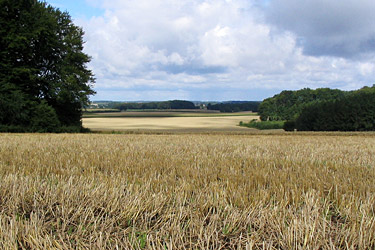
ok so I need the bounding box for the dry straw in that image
[0,133,375,249]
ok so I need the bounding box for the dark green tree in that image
[258,88,346,121]
[0,0,95,132]
[30,100,61,132]
[294,87,375,131]
[115,100,197,111]
[207,101,260,113]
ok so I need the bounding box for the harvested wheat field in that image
[82,113,258,132]
[1,133,375,249]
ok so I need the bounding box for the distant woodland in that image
[207,101,260,112]
[114,100,197,111]
[258,86,375,131]
[112,100,261,113]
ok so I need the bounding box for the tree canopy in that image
[0,0,95,132]
[293,86,375,131]
[207,101,260,113]
[115,100,197,111]
[256,86,375,131]
[258,88,347,121]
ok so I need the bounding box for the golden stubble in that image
[0,133,374,249]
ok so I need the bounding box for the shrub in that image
[240,120,285,130]
[283,120,296,131]
[0,125,28,133]
[30,101,61,132]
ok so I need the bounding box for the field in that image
[1,133,375,249]
[83,111,258,132]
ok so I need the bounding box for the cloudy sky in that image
[48,0,375,101]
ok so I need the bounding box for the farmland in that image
[83,111,258,132]
[1,133,375,249]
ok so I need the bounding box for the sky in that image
[47,0,375,101]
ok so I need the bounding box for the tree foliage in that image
[240,120,284,130]
[115,100,197,111]
[207,101,260,113]
[0,0,95,132]
[294,86,375,131]
[258,88,346,121]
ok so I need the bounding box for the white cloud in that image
[265,0,375,59]
[359,63,375,76]
[76,0,375,101]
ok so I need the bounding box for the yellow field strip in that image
[83,115,259,131]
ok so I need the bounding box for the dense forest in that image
[0,0,95,132]
[207,101,260,112]
[291,86,375,131]
[258,88,347,121]
[115,100,197,111]
[257,86,375,131]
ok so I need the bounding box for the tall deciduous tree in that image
[0,0,95,132]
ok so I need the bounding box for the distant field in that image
[83,111,259,132]
[83,111,257,118]
[1,133,375,249]
[84,108,120,113]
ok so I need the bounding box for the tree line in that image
[290,86,375,131]
[258,86,375,131]
[207,101,260,113]
[115,100,197,111]
[258,88,347,121]
[0,0,95,132]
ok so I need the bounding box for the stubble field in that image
[1,133,375,249]
[82,111,258,132]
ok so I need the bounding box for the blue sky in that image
[47,0,104,20]
[46,0,375,101]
